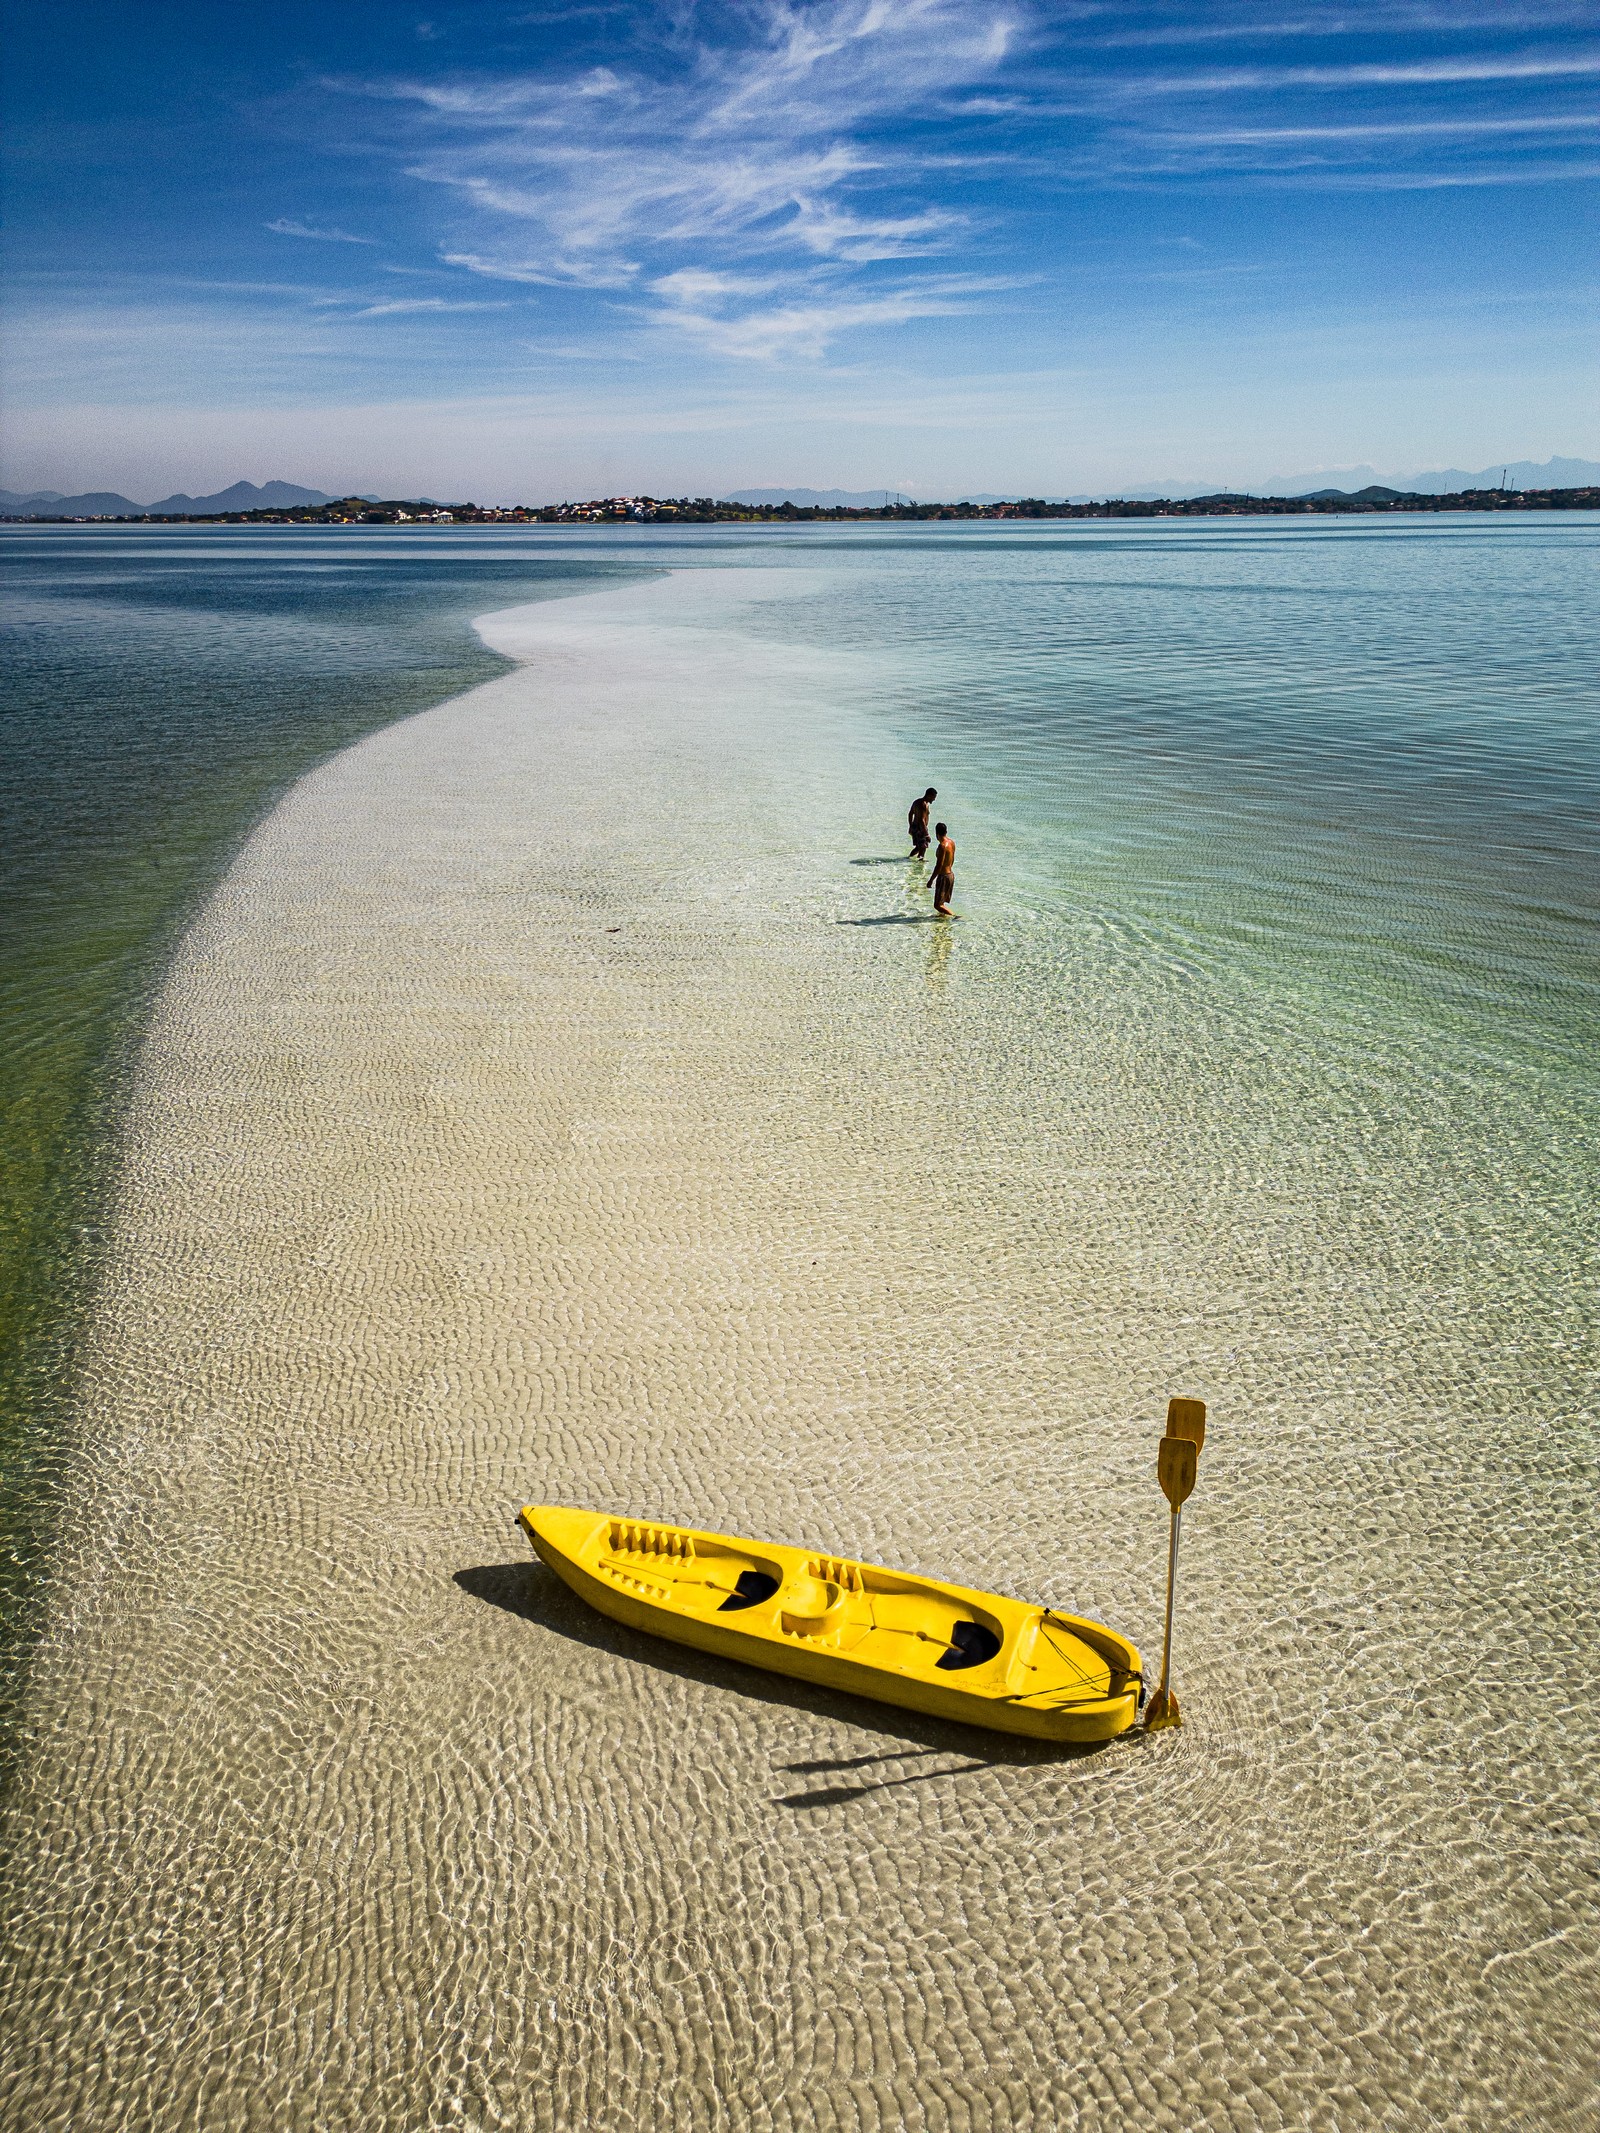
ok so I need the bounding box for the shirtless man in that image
[927,821,956,915]
[907,786,937,859]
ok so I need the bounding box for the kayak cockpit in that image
[940,1620,1002,1670]
[581,1515,1036,1680]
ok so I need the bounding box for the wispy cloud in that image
[1127,48,1600,94]
[1260,158,1600,190]
[441,245,636,288]
[1097,17,1353,48]
[333,0,1017,354]
[1183,114,1600,142]
[792,201,966,260]
[293,2,1600,360]
[1099,2,1600,43]
[300,289,515,317]
[1112,98,1600,186]
[644,270,1005,360]
[521,339,647,362]
[349,296,509,316]
[650,268,781,310]
[267,218,378,244]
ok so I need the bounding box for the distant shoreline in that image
[6,486,1598,527]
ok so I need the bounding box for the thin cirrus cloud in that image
[1257,158,1600,190]
[349,297,509,316]
[1094,3,1600,45]
[1125,48,1600,93]
[1185,115,1600,140]
[405,141,950,272]
[303,291,514,317]
[266,218,377,244]
[304,0,1600,363]
[332,0,1016,356]
[644,269,1010,361]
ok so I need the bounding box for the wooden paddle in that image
[1145,1398,1206,1731]
[1166,1396,1206,1453]
[1158,1435,1197,1506]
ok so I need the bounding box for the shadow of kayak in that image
[454,1561,1114,1800]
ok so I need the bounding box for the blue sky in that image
[2,0,1596,500]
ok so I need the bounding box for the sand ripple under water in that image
[1,571,1594,2130]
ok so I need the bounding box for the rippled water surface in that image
[1,519,1596,2129]
[0,527,642,1732]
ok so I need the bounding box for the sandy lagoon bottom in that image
[1,571,1593,2131]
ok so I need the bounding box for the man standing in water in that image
[907,786,937,859]
[927,821,956,916]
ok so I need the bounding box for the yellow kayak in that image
[520,1505,1142,1742]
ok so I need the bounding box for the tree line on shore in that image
[8,486,1597,526]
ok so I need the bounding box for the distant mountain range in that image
[1311,454,1600,495]
[1082,457,1600,503]
[728,459,1600,507]
[0,479,337,517]
[5,458,1596,519]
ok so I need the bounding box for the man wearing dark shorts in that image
[928,821,956,915]
[908,786,937,859]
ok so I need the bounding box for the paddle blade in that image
[1145,1685,1181,1731]
[1166,1397,1206,1453]
[1158,1433,1198,1507]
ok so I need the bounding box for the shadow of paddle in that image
[455,1562,1114,1800]
[780,1745,952,1775]
[771,1732,1110,1808]
[848,856,919,866]
[772,1760,1003,1808]
[837,913,937,927]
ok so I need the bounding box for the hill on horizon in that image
[722,459,1600,508]
[1105,456,1600,503]
[0,479,335,517]
[1322,454,1600,495]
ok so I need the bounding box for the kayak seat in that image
[937,1620,1002,1670]
[720,1569,781,1611]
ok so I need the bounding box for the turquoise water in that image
[3,515,1596,1757]
[801,517,1599,1148]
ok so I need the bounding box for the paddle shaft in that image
[1156,1504,1182,1705]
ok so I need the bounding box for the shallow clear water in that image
[5,512,1596,1707]
[1,520,1596,2125]
[0,527,644,1734]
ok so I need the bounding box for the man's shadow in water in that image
[455,1562,1112,1807]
